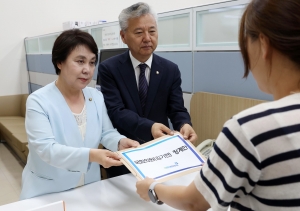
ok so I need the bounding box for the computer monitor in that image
[96,48,128,85]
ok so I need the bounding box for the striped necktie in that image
[138,63,148,114]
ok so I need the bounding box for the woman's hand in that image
[118,138,140,150]
[136,177,156,201]
[89,149,122,168]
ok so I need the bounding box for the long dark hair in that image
[239,0,300,77]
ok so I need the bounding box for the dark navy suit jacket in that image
[98,50,191,144]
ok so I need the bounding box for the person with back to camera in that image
[136,0,300,210]
[20,29,139,200]
[98,2,198,178]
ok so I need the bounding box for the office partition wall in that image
[24,0,272,101]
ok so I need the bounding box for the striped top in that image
[194,93,300,211]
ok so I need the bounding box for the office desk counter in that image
[0,172,199,211]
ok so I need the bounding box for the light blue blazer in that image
[20,82,125,200]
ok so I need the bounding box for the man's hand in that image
[118,138,140,150]
[180,124,198,144]
[136,177,156,201]
[151,123,174,139]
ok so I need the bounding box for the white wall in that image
[0,0,227,97]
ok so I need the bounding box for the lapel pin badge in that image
[156,71,159,74]
[89,98,92,101]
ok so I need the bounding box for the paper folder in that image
[116,133,206,183]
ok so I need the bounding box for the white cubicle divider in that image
[90,21,122,50]
[91,25,104,49]
[156,8,193,52]
[25,200,65,211]
[25,38,39,54]
[193,0,249,51]
[39,34,59,54]
[25,0,272,101]
[25,33,59,55]
[24,0,250,54]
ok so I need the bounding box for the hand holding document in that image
[117,134,206,182]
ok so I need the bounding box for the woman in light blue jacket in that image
[20,29,139,200]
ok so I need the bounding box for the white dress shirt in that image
[129,51,153,90]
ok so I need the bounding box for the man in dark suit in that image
[98,2,197,177]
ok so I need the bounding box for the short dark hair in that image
[52,29,98,75]
[239,0,300,77]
